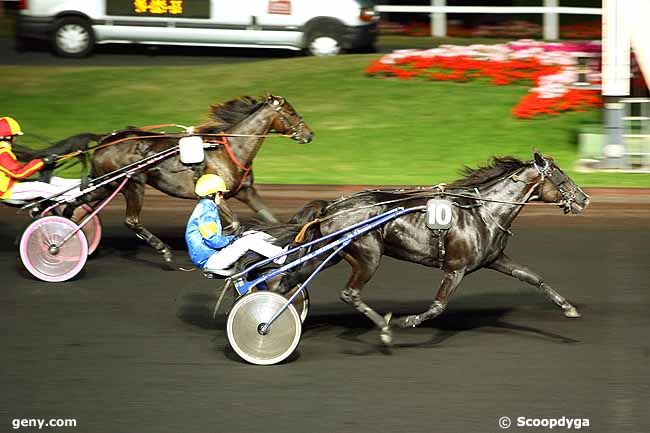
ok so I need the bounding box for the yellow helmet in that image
[0,117,23,138]
[195,174,229,197]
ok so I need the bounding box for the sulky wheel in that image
[287,288,310,324]
[70,204,102,255]
[227,291,301,365]
[19,216,88,282]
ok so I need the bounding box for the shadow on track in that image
[176,290,581,358]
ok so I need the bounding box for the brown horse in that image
[74,94,313,262]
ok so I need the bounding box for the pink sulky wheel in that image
[70,204,102,255]
[19,216,88,282]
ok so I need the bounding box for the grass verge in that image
[0,55,647,187]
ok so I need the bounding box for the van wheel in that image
[51,17,95,58]
[306,32,343,56]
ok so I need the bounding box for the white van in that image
[16,0,378,57]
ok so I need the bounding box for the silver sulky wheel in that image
[287,287,310,324]
[227,291,301,365]
[19,216,88,282]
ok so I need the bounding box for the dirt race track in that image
[1,186,649,433]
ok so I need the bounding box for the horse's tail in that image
[47,133,103,185]
[290,199,328,243]
[289,199,328,225]
[13,133,102,184]
[47,132,102,157]
[76,134,103,187]
[11,143,39,160]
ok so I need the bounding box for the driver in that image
[0,116,80,202]
[185,174,287,270]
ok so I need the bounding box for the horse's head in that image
[533,151,589,214]
[265,94,314,144]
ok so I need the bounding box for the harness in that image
[295,158,585,269]
[534,158,587,213]
[268,96,307,140]
[50,97,307,194]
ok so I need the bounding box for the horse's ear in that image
[267,95,284,107]
[533,150,545,166]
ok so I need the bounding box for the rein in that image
[54,131,257,194]
[267,96,307,139]
[54,130,292,162]
[294,162,569,242]
[54,97,303,176]
[208,134,251,194]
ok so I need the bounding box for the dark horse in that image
[279,151,589,344]
[73,94,313,262]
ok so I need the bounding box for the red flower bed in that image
[365,45,603,119]
[376,55,563,86]
[512,89,602,118]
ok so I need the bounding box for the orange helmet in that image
[0,117,23,138]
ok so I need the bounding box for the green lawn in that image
[1,55,647,187]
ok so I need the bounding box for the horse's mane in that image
[197,96,264,133]
[448,156,528,188]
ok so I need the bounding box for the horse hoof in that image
[380,327,393,345]
[162,249,173,263]
[564,307,581,318]
[393,316,417,328]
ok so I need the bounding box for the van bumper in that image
[341,22,377,50]
[16,15,54,41]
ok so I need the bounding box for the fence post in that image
[431,0,446,37]
[602,0,631,169]
[543,0,559,40]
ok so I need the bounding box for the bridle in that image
[533,157,587,213]
[267,97,307,140]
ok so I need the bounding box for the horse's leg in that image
[233,184,279,224]
[122,181,173,263]
[339,236,393,344]
[394,269,465,328]
[488,253,580,318]
[61,187,109,218]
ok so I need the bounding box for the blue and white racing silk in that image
[185,199,235,268]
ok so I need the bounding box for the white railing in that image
[375,1,603,40]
